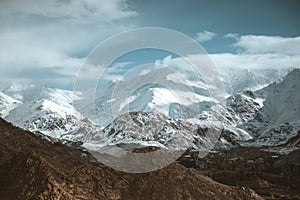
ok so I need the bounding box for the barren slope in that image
[0,118,263,200]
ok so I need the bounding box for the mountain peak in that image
[0,91,21,118]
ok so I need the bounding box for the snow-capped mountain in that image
[0,91,21,118]
[72,65,270,151]
[219,68,287,95]
[241,68,300,148]
[1,67,298,154]
[189,89,265,149]
[189,69,299,150]
[75,67,287,130]
[3,83,82,103]
[74,80,117,126]
[198,90,264,127]
[83,111,225,157]
[2,86,102,141]
[5,99,102,141]
[75,66,225,127]
[3,82,43,102]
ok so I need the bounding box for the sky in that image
[0,0,299,89]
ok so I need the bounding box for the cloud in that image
[231,35,300,55]
[196,51,298,71]
[157,53,299,72]
[213,34,300,70]
[156,34,300,71]
[0,0,137,89]
[72,61,133,90]
[0,36,84,70]
[75,62,132,81]
[0,29,84,78]
[0,0,137,24]
[195,31,216,42]
[210,53,300,70]
[224,33,239,39]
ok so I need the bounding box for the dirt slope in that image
[0,118,262,200]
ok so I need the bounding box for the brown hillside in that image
[0,118,262,200]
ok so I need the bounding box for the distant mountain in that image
[193,68,300,151]
[1,86,102,141]
[5,99,102,141]
[3,83,82,103]
[76,67,255,151]
[75,67,225,126]
[241,68,300,149]
[83,111,220,156]
[1,68,298,154]
[219,68,287,94]
[0,91,21,118]
[75,67,292,151]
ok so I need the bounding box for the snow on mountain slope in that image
[75,67,224,127]
[3,83,42,102]
[197,68,299,150]
[5,98,102,141]
[84,111,223,155]
[76,66,269,150]
[191,90,265,149]
[242,68,300,147]
[3,83,82,104]
[225,91,264,125]
[74,81,117,125]
[0,91,21,118]
[2,68,298,153]
[200,91,263,127]
[255,68,300,124]
[75,66,289,151]
[2,85,102,141]
[219,68,287,95]
[39,87,83,104]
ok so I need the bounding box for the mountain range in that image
[1,67,299,199]
[0,68,299,155]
